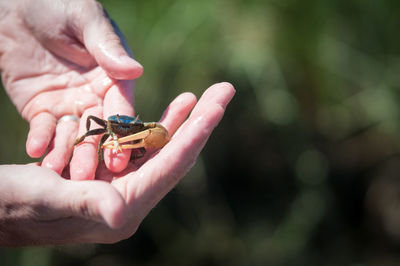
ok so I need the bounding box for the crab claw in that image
[102,123,170,151]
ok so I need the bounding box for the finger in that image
[186,82,235,121]
[26,112,57,158]
[79,4,143,80]
[21,0,96,67]
[126,92,197,167]
[103,81,134,173]
[41,118,79,174]
[38,34,96,68]
[159,92,197,136]
[128,82,235,208]
[70,107,103,180]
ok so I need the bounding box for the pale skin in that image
[0,0,143,176]
[0,0,235,246]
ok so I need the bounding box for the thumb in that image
[80,7,143,80]
[54,179,127,229]
[0,164,127,229]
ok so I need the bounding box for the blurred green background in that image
[2,0,400,265]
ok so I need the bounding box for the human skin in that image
[0,0,236,246]
[0,0,143,176]
[0,82,235,246]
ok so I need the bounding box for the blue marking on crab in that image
[108,115,142,124]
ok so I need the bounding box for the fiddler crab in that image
[74,114,170,160]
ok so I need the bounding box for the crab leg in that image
[75,128,106,145]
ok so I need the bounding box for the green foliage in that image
[3,0,400,265]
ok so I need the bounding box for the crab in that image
[74,114,169,160]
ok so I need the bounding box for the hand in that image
[0,83,235,246]
[0,0,143,174]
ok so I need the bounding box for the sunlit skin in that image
[0,83,235,245]
[0,0,143,176]
[0,0,235,246]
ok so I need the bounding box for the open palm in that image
[0,0,143,174]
